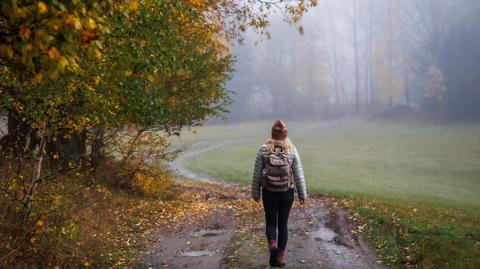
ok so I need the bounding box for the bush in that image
[131,170,175,199]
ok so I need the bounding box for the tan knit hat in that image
[271,119,288,140]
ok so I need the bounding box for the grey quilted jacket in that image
[251,145,307,200]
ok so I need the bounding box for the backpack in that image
[262,146,293,192]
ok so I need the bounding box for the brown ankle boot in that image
[269,242,278,267]
[277,252,286,267]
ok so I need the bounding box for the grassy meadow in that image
[176,119,480,268]
[181,119,480,208]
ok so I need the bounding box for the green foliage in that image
[0,0,318,267]
[0,0,121,81]
[100,0,233,132]
[1,0,233,140]
[0,2,235,259]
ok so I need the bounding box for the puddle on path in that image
[181,250,216,257]
[310,227,337,241]
[191,229,226,237]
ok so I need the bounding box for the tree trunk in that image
[90,128,105,173]
[387,0,394,109]
[22,131,47,222]
[404,72,410,107]
[353,0,360,113]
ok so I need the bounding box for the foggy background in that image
[223,0,480,122]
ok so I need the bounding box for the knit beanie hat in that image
[271,119,288,140]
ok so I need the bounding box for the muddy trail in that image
[138,180,386,269]
[219,185,387,269]
[140,121,386,268]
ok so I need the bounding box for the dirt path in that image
[138,183,244,269]
[137,180,251,269]
[140,120,387,268]
[221,191,387,269]
[138,180,387,269]
[169,140,234,185]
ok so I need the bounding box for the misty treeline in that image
[228,0,480,121]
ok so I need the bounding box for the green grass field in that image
[182,119,480,208]
[177,119,480,268]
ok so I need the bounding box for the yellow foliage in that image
[130,0,140,11]
[37,2,48,14]
[0,45,14,59]
[48,47,61,60]
[87,18,97,30]
[298,26,304,35]
[33,72,43,83]
[65,14,82,30]
[58,56,69,69]
[14,7,27,18]
[20,27,32,41]
[35,29,45,40]
[132,171,174,198]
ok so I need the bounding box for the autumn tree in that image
[0,0,137,221]
[0,1,317,266]
[0,0,317,221]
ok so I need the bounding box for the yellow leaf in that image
[298,26,304,35]
[37,2,48,14]
[52,22,63,31]
[36,220,44,227]
[48,47,60,60]
[58,56,69,69]
[20,27,32,41]
[48,68,59,79]
[35,29,45,40]
[33,73,43,83]
[130,0,139,11]
[14,8,27,18]
[66,15,82,30]
[87,18,97,30]
[94,48,101,59]
[0,45,14,59]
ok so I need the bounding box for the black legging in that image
[262,188,294,251]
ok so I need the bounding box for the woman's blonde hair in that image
[266,137,294,153]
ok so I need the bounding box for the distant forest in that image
[226,0,480,121]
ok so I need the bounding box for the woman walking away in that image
[251,119,307,267]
